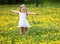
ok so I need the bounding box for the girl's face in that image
[20,6,26,12]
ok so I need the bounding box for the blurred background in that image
[0,0,60,7]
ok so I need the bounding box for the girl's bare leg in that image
[20,27,24,34]
[25,27,28,33]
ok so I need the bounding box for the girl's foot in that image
[25,30,28,34]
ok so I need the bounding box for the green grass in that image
[0,4,60,44]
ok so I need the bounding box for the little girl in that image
[10,4,38,34]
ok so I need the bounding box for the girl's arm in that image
[28,12,38,15]
[10,10,19,14]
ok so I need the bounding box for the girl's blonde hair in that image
[19,4,28,16]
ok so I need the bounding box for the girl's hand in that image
[36,13,38,15]
[35,12,38,15]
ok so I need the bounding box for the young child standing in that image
[10,4,38,34]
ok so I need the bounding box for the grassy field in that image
[0,4,60,44]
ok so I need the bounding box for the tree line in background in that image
[0,0,60,4]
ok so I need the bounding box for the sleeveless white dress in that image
[18,12,30,28]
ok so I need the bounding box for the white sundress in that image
[18,12,30,28]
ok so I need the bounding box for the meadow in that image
[0,4,60,44]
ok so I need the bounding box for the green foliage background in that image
[0,0,60,4]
